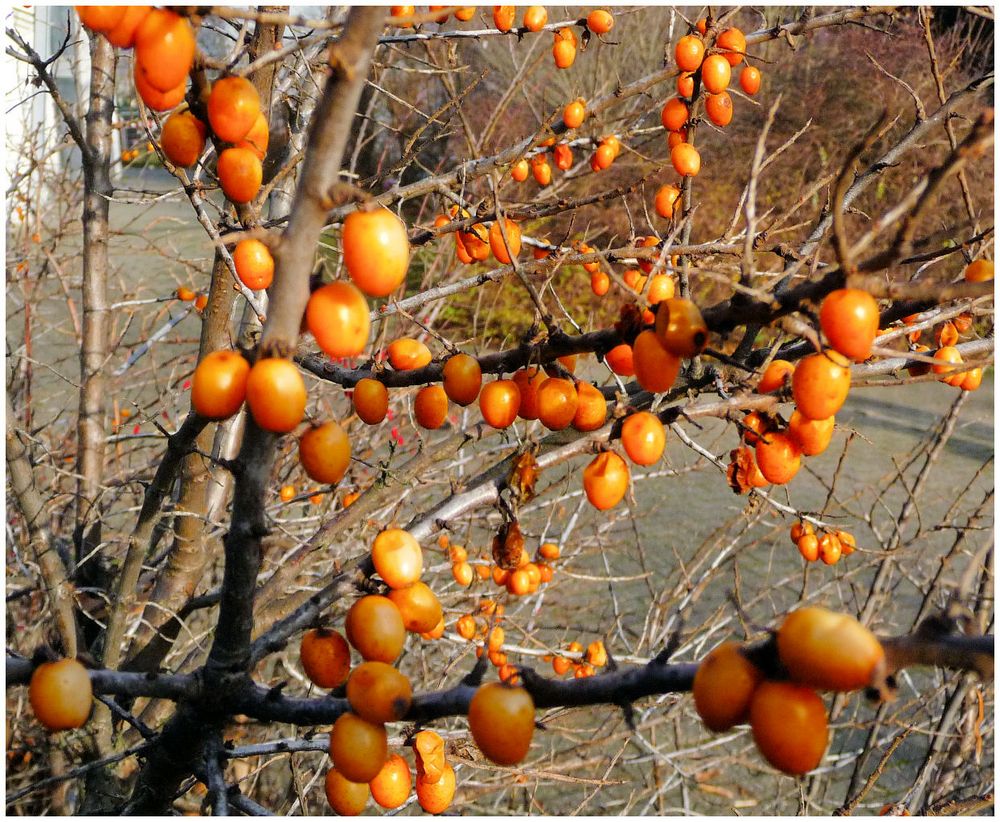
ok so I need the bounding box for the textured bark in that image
[74,35,116,557]
[6,396,77,656]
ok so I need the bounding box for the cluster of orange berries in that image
[728,288,879,492]
[120,142,152,164]
[302,527,536,814]
[435,206,523,266]
[175,286,209,312]
[659,20,759,186]
[693,607,883,775]
[545,638,607,678]
[790,521,856,566]
[76,8,270,206]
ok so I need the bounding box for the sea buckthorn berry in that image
[717,27,746,66]
[591,270,610,296]
[936,322,959,348]
[353,378,388,425]
[345,595,406,663]
[964,259,993,282]
[552,37,576,69]
[790,520,814,543]
[346,661,412,724]
[387,338,432,371]
[442,353,482,406]
[306,281,370,359]
[191,350,250,420]
[512,368,545,419]
[479,379,521,429]
[758,359,794,393]
[654,297,709,358]
[537,377,578,431]
[621,412,666,466]
[755,431,801,485]
[160,111,206,168]
[660,97,689,132]
[792,350,851,420]
[605,343,635,376]
[369,753,412,810]
[777,607,885,691]
[583,451,629,510]
[671,142,701,176]
[134,9,195,93]
[675,34,705,72]
[76,6,127,32]
[246,358,306,433]
[133,64,186,112]
[563,99,586,129]
[416,762,455,814]
[705,91,733,127]
[493,5,515,32]
[299,421,351,485]
[454,7,476,21]
[750,681,828,775]
[932,345,965,386]
[701,54,731,94]
[532,157,553,185]
[553,143,573,171]
[677,71,695,98]
[587,9,614,34]
[29,658,92,730]
[667,128,688,149]
[207,76,260,143]
[593,143,615,170]
[693,641,762,732]
[740,65,761,95]
[371,529,423,589]
[818,531,842,565]
[511,158,530,182]
[468,682,535,765]
[819,288,880,361]
[330,712,388,784]
[325,768,370,816]
[655,184,681,220]
[539,542,560,560]
[741,411,770,446]
[390,5,416,25]
[452,561,474,586]
[414,385,448,430]
[388,581,443,634]
[456,614,477,639]
[787,410,835,456]
[343,208,410,297]
[217,147,262,204]
[280,484,296,502]
[835,530,857,555]
[573,381,608,432]
[233,238,274,291]
[300,628,351,689]
[523,5,547,31]
[797,533,820,562]
[633,330,681,393]
[647,274,676,304]
[961,367,983,391]
[413,729,446,784]
[489,217,521,264]
[586,640,608,667]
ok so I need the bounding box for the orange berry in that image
[346,661,412,724]
[468,682,534,765]
[300,628,351,689]
[369,753,412,810]
[306,281,370,359]
[299,421,351,485]
[371,528,423,590]
[750,682,828,775]
[583,451,629,510]
[29,659,92,730]
[693,641,762,731]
